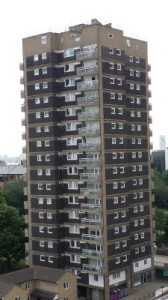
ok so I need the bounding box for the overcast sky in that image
[0,0,167,156]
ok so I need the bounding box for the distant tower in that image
[159,135,166,150]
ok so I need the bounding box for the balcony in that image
[25,255,29,265]
[24,187,28,196]
[77,95,99,105]
[80,187,102,197]
[82,249,103,257]
[20,76,24,84]
[78,128,100,136]
[77,80,99,91]
[24,215,28,224]
[76,49,98,60]
[148,103,152,111]
[78,112,99,121]
[76,65,98,76]
[148,77,151,85]
[22,146,26,154]
[24,201,28,210]
[81,218,102,226]
[79,157,100,165]
[21,103,25,112]
[79,143,100,151]
[22,118,26,126]
[25,229,29,238]
[150,142,153,150]
[80,173,101,181]
[25,242,29,252]
[22,132,26,140]
[21,90,25,98]
[81,202,101,211]
[149,116,152,124]
[19,62,24,71]
[82,234,102,242]
[148,64,151,72]
[83,264,103,273]
[148,90,152,97]
[149,129,153,136]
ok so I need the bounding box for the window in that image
[41,35,47,44]
[139,178,143,185]
[121,211,126,218]
[109,63,114,69]
[34,54,38,61]
[137,97,141,104]
[113,272,120,279]
[139,191,143,198]
[123,255,127,262]
[66,107,76,116]
[34,69,39,76]
[69,224,80,234]
[94,274,99,281]
[111,108,115,114]
[130,83,134,90]
[46,169,51,176]
[38,184,43,190]
[135,248,139,254]
[131,124,135,131]
[133,179,137,186]
[110,93,115,99]
[141,246,145,252]
[119,152,124,159]
[47,198,52,205]
[118,123,123,129]
[138,152,142,158]
[109,48,114,54]
[116,49,121,56]
[113,197,118,204]
[69,210,79,219]
[114,227,119,234]
[64,48,74,57]
[140,219,144,225]
[70,240,80,248]
[66,123,76,131]
[117,64,121,70]
[134,233,138,240]
[130,69,134,76]
[112,167,117,174]
[43,82,48,89]
[35,83,40,90]
[122,240,127,247]
[47,212,52,219]
[113,182,118,189]
[130,97,135,104]
[67,152,77,160]
[65,93,76,102]
[35,97,40,104]
[37,155,42,161]
[38,198,43,204]
[68,181,78,189]
[45,154,51,161]
[111,123,116,129]
[116,257,120,264]
[141,232,144,239]
[121,196,126,203]
[121,181,125,188]
[42,67,47,74]
[42,52,47,60]
[118,78,122,85]
[137,111,141,117]
[39,240,44,247]
[112,138,116,144]
[118,108,123,115]
[48,241,53,248]
[114,212,119,219]
[136,84,140,90]
[138,138,142,144]
[131,111,135,117]
[68,166,78,175]
[48,227,53,234]
[132,152,136,158]
[137,124,141,131]
[39,226,44,233]
[133,193,137,199]
[136,57,140,63]
[46,184,51,190]
[64,282,69,289]
[118,93,122,100]
[129,56,133,62]
[134,206,138,213]
[122,225,126,232]
[110,78,115,84]
[67,137,77,146]
[136,70,140,77]
[37,169,42,176]
[36,126,41,133]
[119,138,123,144]
[39,212,44,219]
[115,242,120,249]
[140,205,144,211]
[108,33,113,38]
[43,96,49,103]
[132,138,135,144]
[112,152,117,159]
[44,126,50,132]
[36,112,41,118]
[44,140,50,147]
[64,63,75,72]
[40,255,45,261]
[48,256,53,263]
[134,220,138,227]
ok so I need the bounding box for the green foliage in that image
[153,170,168,208]
[0,204,25,266]
[2,179,26,213]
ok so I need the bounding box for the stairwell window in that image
[41,35,47,44]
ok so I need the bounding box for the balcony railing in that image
[76,49,98,60]
[80,188,101,195]
[77,80,99,91]
[78,128,100,136]
[81,218,102,225]
[83,264,103,273]
[77,95,99,105]
[82,234,102,241]
[76,65,98,75]
[80,173,101,180]
[81,203,101,210]
[79,158,100,164]
[79,143,100,151]
[25,229,29,238]
[24,201,28,210]
[82,249,103,257]
[78,112,99,121]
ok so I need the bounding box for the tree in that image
[2,179,26,213]
[0,204,25,267]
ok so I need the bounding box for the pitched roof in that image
[0,266,68,285]
[0,165,26,175]
[0,281,15,298]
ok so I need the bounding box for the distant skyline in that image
[0,0,167,155]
